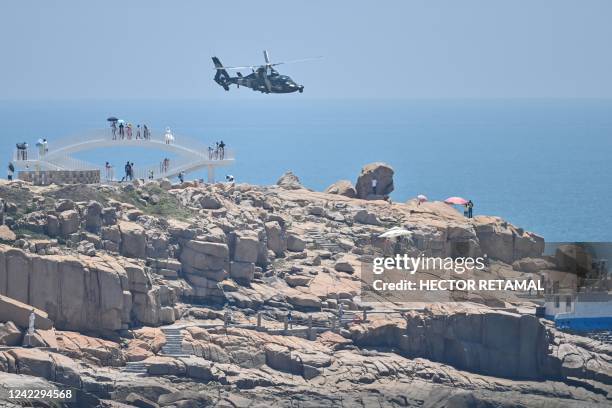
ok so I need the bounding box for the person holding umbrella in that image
[108,117,118,139]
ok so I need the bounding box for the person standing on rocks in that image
[287,311,293,329]
[7,162,14,180]
[372,178,377,195]
[467,200,474,218]
[26,309,36,347]
[121,161,131,182]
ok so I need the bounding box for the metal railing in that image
[10,128,235,181]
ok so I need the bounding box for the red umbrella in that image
[444,196,469,205]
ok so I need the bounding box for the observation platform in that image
[11,129,234,183]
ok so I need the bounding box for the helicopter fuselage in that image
[229,70,303,93]
[213,56,305,94]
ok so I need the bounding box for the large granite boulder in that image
[355,162,394,199]
[0,246,132,332]
[0,295,53,330]
[59,210,80,236]
[119,221,146,259]
[352,310,550,380]
[324,180,356,198]
[265,221,286,257]
[286,233,305,252]
[0,226,16,242]
[230,261,255,283]
[180,240,230,297]
[276,171,302,190]
[232,233,259,263]
[0,321,22,346]
[85,200,103,232]
[473,217,544,263]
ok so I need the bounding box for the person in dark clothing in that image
[118,123,124,139]
[219,140,226,159]
[7,163,14,180]
[467,200,474,218]
[122,161,131,182]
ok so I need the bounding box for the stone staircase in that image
[305,228,342,253]
[121,326,189,375]
[122,361,148,375]
[159,326,189,357]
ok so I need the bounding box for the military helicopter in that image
[212,50,320,94]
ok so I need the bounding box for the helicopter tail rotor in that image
[212,57,231,91]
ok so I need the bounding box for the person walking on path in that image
[287,311,293,329]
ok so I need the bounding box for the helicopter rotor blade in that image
[214,65,256,71]
[270,56,323,66]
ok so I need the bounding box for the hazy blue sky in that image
[1,0,611,99]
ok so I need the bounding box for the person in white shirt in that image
[27,309,36,347]
[372,179,378,195]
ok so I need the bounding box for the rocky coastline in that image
[0,163,610,407]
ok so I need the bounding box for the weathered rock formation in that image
[325,180,356,198]
[355,162,394,199]
[276,171,303,190]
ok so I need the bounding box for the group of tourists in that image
[111,121,151,141]
[36,139,48,156]
[207,140,226,160]
[15,142,29,160]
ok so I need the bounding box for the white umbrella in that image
[417,194,428,203]
[379,227,412,238]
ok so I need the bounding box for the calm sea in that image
[1,99,610,242]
